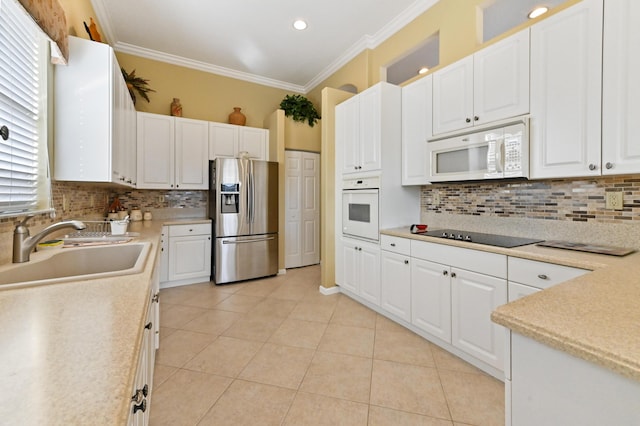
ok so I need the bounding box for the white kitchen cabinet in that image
[451,267,506,371]
[411,258,451,343]
[530,0,603,179]
[509,333,640,426]
[602,0,640,175]
[432,29,529,135]
[380,238,411,322]
[208,122,268,160]
[336,237,380,306]
[411,239,507,372]
[54,36,137,187]
[336,82,401,174]
[401,75,433,185]
[137,113,209,189]
[160,223,212,288]
[127,267,159,426]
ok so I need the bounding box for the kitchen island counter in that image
[0,218,209,425]
[381,227,640,382]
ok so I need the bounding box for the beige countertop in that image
[382,227,640,382]
[0,218,210,425]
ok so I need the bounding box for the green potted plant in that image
[279,94,321,127]
[121,68,155,104]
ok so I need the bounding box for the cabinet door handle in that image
[605,162,613,170]
[474,116,479,121]
[145,322,152,330]
[451,272,457,278]
[588,163,597,171]
[152,293,159,303]
[538,274,549,280]
[442,270,448,276]
[133,399,147,414]
[358,247,362,251]
[465,118,471,123]
[404,260,409,265]
[390,243,396,247]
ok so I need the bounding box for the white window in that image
[0,0,52,217]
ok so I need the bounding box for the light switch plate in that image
[605,192,623,210]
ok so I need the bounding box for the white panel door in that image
[358,85,382,172]
[137,112,174,189]
[474,28,530,125]
[401,75,433,185]
[208,122,238,160]
[301,152,320,266]
[602,0,640,175]
[285,151,320,269]
[359,243,381,306]
[239,127,268,160]
[285,151,302,268]
[411,258,451,343]
[380,251,411,321]
[432,56,473,135]
[530,0,603,178]
[451,268,506,371]
[175,117,209,189]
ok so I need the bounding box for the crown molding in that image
[113,42,307,93]
[92,0,438,94]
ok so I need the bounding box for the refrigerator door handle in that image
[249,160,255,223]
[222,236,276,244]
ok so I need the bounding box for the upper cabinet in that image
[137,113,209,190]
[432,29,530,135]
[401,75,433,185]
[54,36,137,187]
[529,0,603,179]
[209,122,268,161]
[336,82,401,174]
[602,0,640,175]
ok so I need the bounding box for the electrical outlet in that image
[605,192,623,210]
[432,192,441,205]
[62,194,68,212]
[89,195,95,208]
[158,195,165,203]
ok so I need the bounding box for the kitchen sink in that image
[0,242,151,290]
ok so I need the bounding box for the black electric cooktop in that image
[421,229,543,248]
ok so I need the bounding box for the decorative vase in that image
[170,98,183,117]
[228,107,246,126]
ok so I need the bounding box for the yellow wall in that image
[264,110,286,271]
[284,116,321,153]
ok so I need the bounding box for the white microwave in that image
[342,177,379,241]
[427,118,529,182]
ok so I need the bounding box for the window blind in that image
[0,0,51,216]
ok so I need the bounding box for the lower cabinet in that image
[337,237,381,306]
[128,259,160,426]
[450,267,506,370]
[411,258,451,343]
[380,250,411,322]
[161,223,212,288]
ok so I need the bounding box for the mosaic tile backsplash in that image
[421,175,640,223]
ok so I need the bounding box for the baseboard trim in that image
[278,269,287,275]
[319,285,340,295]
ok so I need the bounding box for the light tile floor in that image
[149,265,504,426]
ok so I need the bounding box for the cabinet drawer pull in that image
[145,322,152,330]
[443,270,448,276]
[451,272,457,278]
[390,243,396,247]
[537,274,549,280]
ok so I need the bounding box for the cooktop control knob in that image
[442,232,449,238]
[456,234,463,240]
[464,235,472,242]
[448,234,456,239]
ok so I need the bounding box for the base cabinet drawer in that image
[508,257,589,289]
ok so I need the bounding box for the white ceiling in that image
[91,0,439,93]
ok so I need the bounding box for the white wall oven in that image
[342,177,379,241]
[427,117,529,182]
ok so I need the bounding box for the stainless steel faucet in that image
[13,215,86,263]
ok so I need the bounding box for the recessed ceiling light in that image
[293,20,307,30]
[528,6,549,19]
[418,67,429,75]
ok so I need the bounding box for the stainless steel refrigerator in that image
[209,158,279,284]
